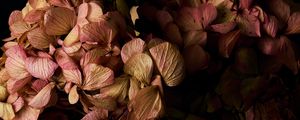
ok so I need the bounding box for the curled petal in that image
[77,3,89,24]
[7,77,32,94]
[3,42,18,50]
[121,38,146,63]
[81,20,117,45]
[218,30,240,58]
[82,64,114,90]
[44,7,76,35]
[263,15,278,38]
[5,46,29,80]
[151,75,164,96]
[149,42,185,86]
[129,86,164,119]
[0,102,15,120]
[27,27,55,50]
[25,57,58,80]
[68,85,79,104]
[286,12,300,34]
[29,83,55,108]
[124,53,153,85]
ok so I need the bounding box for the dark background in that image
[0,0,27,40]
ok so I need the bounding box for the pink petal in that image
[12,96,25,112]
[27,27,55,50]
[49,44,56,55]
[121,38,146,63]
[31,79,49,92]
[24,10,45,24]
[237,12,261,37]
[25,57,58,80]
[210,22,236,34]
[37,51,52,59]
[44,7,76,35]
[80,47,109,68]
[151,75,164,96]
[80,20,117,45]
[81,108,108,120]
[13,106,41,120]
[199,3,217,28]
[286,12,300,34]
[82,64,114,90]
[5,46,29,80]
[8,10,23,26]
[175,7,202,31]
[263,15,278,38]
[29,83,55,108]
[55,49,82,85]
[28,0,49,9]
[7,77,32,94]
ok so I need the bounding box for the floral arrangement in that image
[1,0,300,119]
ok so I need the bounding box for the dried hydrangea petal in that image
[218,30,240,58]
[13,105,40,120]
[101,74,130,102]
[29,83,55,109]
[0,102,15,120]
[7,77,32,94]
[121,38,146,63]
[82,63,114,90]
[44,7,76,35]
[25,57,58,80]
[81,108,108,120]
[286,12,300,34]
[68,85,79,104]
[128,78,140,100]
[27,27,55,50]
[124,53,153,85]
[149,42,185,86]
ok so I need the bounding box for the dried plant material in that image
[68,85,79,104]
[5,45,29,80]
[183,30,207,48]
[0,86,8,102]
[87,2,103,22]
[285,12,300,34]
[262,16,278,38]
[11,96,25,112]
[218,30,240,58]
[210,22,236,34]
[82,108,108,120]
[0,102,15,120]
[199,3,217,28]
[61,41,81,55]
[47,0,71,8]
[258,37,280,55]
[149,42,184,86]
[55,49,82,85]
[267,0,290,23]
[13,105,40,120]
[28,0,49,9]
[176,7,202,31]
[101,74,130,102]
[29,83,55,108]
[85,94,117,111]
[24,10,45,24]
[25,57,58,80]
[124,53,153,85]
[31,79,49,92]
[128,78,140,100]
[81,20,117,45]
[278,36,298,74]
[7,77,32,94]
[184,45,209,74]
[82,63,114,90]
[129,86,164,119]
[9,21,31,38]
[163,23,183,46]
[27,27,55,50]
[130,6,139,25]
[237,12,261,37]
[121,38,146,63]
[156,10,173,29]
[44,7,76,35]
[63,25,80,47]
[234,48,258,76]
[0,68,10,84]
[8,10,23,26]
[151,75,163,96]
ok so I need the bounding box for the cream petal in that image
[63,25,80,47]
[124,53,153,85]
[82,64,114,90]
[25,57,58,80]
[68,85,79,104]
[121,38,146,63]
[87,2,103,22]
[44,7,76,35]
[0,102,15,120]
[0,68,11,84]
[149,42,185,86]
[101,74,130,102]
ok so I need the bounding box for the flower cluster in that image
[0,0,185,119]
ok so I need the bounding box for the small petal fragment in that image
[82,64,114,90]
[44,7,76,35]
[68,85,79,104]
[27,27,55,50]
[121,38,146,63]
[149,42,185,86]
[124,53,153,85]
[29,83,55,108]
[0,86,8,102]
[25,57,58,80]
[24,10,45,24]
